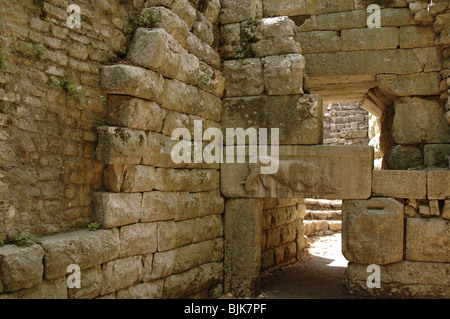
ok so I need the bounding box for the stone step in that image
[304,220,342,237]
[305,198,342,211]
[304,209,342,220]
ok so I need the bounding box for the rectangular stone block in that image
[154,168,219,192]
[342,197,404,265]
[317,10,366,30]
[141,190,224,223]
[400,25,436,48]
[443,200,450,220]
[263,0,306,16]
[223,58,264,97]
[377,72,441,97]
[68,266,101,299]
[121,165,156,193]
[100,256,142,295]
[100,65,164,102]
[221,145,373,199]
[92,192,142,228]
[341,27,399,51]
[406,218,449,262]
[157,214,223,252]
[372,170,427,199]
[427,170,450,199]
[296,31,341,54]
[127,28,200,86]
[222,94,323,145]
[219,0,256,24]
[262,54,305,95]
[424,144,450,168]
[0,244,44,292]
[107,95,165,132]
[116,280,164,299]
[40,229,120,279]
[306,0,354,14]
[119,223,157,258]
[145,0,197,29]
[95,127,147,165]
[392,97,450,144]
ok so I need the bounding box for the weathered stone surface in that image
[306,0,354,14]
[424,144,450,168]
[296,31,341,54]
[100,65,164,102]
[116,280,164,299]
[154,168,219,192]
[219,0,256,24]
[344,261,450,298]
[262,54,305,95]
[119,223,157,258]
[141,190,224,222]
[68,266,101,299]
[429,200,440,217]
[92,193,142,228]
[341,27,399,51]
[427,170,450,200]
[95,127,147,165]
[443,200,450,220]
[317,10,366,30]
[121,165,156,193]
[414,47,442,72]
[222,94,323,145]
[392,97,450,144]
[127,28,200,86]
[0,244,44,292]
[157,214,223,251]
[100,256,142,295]
[221,145,373,199]
[0,277,67,299]
[385,145,423,170]
[305,50,422,77]
[164,262,223,298]
[372,170,427,199]
[40,229,120,279]
[145,0,197,29]
[224,198,263,298]
[263,0,305,16]
[380,8,417,26]
[223,59,264,97]
[103,164,125,193]
[406,218,449,262]
[161,111,221,141]
[192,10,214,47]
[342,197,404,265]
[377,73,441,97]
[400,25,436,48]
[107,96,165,132]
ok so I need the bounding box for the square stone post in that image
[224,198,263,297]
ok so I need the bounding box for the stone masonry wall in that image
[0,0,225,299]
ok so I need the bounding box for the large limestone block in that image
[154,168,219,192]
[100,256,142,295]
[427,170,450,199]
[306,0,354,14]
[92,192,142,228]
[222,94,323,145]
[341,27,399,51]
[342,197,404,265]
[400,25,436,48]
[141,190,224,222]
[296,31,341,54]
[305,50,422,77]
[119,222,157,258]
[344,261,450,298]
[262,54,305,95]
[127,28,200,86]
[385,145,423,170]
[157,214,223,251]
[224,198,263,298]
[121,165,156,193]
[68,266,101,299]
[317,10,366,30]
[40,229,120,279]
[100,65,164,102]
[219,0,256,24]
[424,144,450,168]
[392,97,450,144]
[145,0,197,29]
[107,96,165,132]
[223,58,264,97]
[116,280,164,299]
[164,262,222,298]
[0,244,44,292]
[0,278,68,299]
[192,10,214,47]
[221,145,373,199]
[372,170,427,199]
[406,218,449,262]
[377,73,441,97]
[95,127,147,165]
[263,0,306,16]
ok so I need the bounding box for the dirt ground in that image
[260,234,348,299]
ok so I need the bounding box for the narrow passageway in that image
[261,234,348,299]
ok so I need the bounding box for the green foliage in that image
[46,76,83,102]
[87,222,101,231]
[235,46,246,59]
[0,101,11,114]
[15,42,46,60]
[9,233,39,247]
[198,73,212,88]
